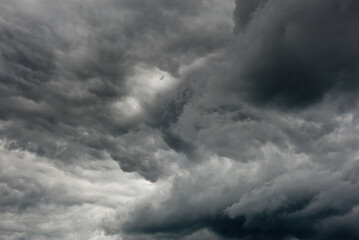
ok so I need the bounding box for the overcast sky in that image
[1,0,359,239]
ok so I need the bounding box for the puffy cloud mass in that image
[1,0,359,240]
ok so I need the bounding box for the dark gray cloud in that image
[101,0,359,234]
[231,0,359,108]
[104,98,359,240]
[0,0,233,181]
[1,0,359,240]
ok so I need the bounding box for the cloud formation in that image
[231,0,359,108]
[1,0,359,240]
[0,0,233,181]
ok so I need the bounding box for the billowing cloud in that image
[0,140,153,240]
[0,0,234,180]
[105,98,359,240]
[231,0,359,108]
[1,0,359,240]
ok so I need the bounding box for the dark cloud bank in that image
[1,0,359,240]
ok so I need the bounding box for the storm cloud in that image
[1,0,359,239]
[231,0,359,108]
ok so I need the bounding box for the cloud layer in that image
[231,0,359,108]
[1,0,359,239]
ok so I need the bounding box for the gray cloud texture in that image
[231,0,359,108]
[1,0,359,239]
